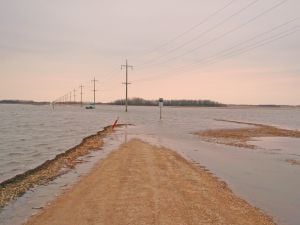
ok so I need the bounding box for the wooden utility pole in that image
[91,78,98,106]
[121,59,133,112]
[73,89,76,103]
[79,85,84,107]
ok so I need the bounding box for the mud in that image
[195,119,300,149]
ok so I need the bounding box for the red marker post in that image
[112,117,119,130]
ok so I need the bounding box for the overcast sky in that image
[0,0,299,104]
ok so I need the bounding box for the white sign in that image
[159,98,163,107]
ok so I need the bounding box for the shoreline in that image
[194,119,300,150]
[1,106,299,225]
[0,124,128,208]
[24,139,275,225]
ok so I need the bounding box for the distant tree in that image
[0,100,49,105]
[110,98,225,107]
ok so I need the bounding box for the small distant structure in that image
[85,104,95,109]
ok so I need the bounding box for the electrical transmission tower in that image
[121,59,133,112]
[91,78,98,107]
[79,85,84,107]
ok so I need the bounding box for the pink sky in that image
[0,0,299,104]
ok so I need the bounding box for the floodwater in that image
[0,104,300,225]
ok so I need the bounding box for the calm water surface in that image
[0,104,300,225]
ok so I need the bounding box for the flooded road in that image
[0,104,300,225]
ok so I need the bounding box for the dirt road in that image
[25,139,275,225]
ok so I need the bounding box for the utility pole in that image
[121,59,133,112]
[79,85,84,107]
[91,77,98,107]
[73,89,76,103]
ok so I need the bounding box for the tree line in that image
[110,98,225,107]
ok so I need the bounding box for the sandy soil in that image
[25,139,274,225]
[195,119,300,149]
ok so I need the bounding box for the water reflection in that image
[0,105,300,225]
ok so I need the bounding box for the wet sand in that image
[25,139,274,225]
[195,119,300,149]
[286,159,300,166]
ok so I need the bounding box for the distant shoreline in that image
[0,99,299,108]
[0,100,50,105]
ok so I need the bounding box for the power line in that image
[152,0,289,67]
[64,94,67,104]
[100,67,122,84]
[143,0,236,55]
[51,0,294,105]
[121,59,133,112]
[73,89,76,102]
[131,1,292,83]
[132,25,299,83]
[181,26,299,72]
[56,25,294,104]
[79,85,84,107]
[141,0,261,66]
[205,27,299,66]
[165,28,300,79]
[91,78,98,106]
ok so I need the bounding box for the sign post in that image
[159,98,163,120]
